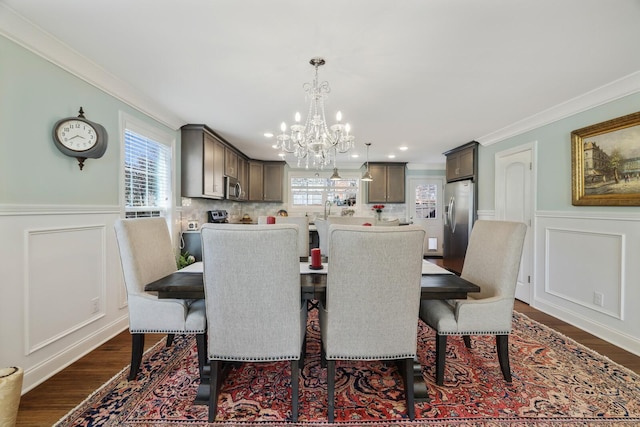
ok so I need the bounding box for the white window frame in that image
[119,112,176,226]
[286,170,365,216]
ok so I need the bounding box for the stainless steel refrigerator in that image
[442,180,475,275]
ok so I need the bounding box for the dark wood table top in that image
[145,269,480,301]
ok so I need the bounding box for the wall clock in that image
[52,107,108,170]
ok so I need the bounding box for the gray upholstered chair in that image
[319,224,426,421]
[314,216,375,256]
[419,220,527,385]
[114,218,206,381]
[200,223,307,422]
[257,215,310,258]
[375,218,400,226]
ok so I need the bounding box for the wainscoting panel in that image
[26,225,107,354]
[0,205,131,392]
[534,211,639,356]
[545,227,623,319]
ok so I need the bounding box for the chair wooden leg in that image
[196,333,206,380]
[128,333,144,380]
[327,360,335,423]
[291,360,299,422]
[403,358,415,420]
[496,334,512,382]
[208,360,220,423]
[435,334,447,386]
[166,333,175,347]
[463,335,472,348]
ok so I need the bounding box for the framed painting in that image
[571,111,640,206]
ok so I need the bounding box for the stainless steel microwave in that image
[225,176,242,201]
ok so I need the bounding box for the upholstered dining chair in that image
[319,224,426,422]
[375,218,400,226]
[314,216,375,256]
[419,220,527,385]
[200,223,307,422]
[114,218,206,381]
[257,215,309,258]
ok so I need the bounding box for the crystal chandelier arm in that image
[274,57,355,169]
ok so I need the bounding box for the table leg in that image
[413,357,430,402]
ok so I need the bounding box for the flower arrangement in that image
[371,204,385,213]
[177,251,196,269]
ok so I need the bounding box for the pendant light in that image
[361,142,373,181]
[329,167,342,180]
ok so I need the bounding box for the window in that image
[122,117,173,218]
[290,174,359,210]
[415,184,437,219]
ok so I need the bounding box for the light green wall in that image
[0,35,179,205]
[477,92,640,212]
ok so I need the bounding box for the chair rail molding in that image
[0,204,121,216]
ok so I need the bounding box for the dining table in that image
[144,259,480,404]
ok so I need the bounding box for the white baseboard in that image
[22,315,129,393]
[532,297,640,358]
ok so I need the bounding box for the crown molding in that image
[476,71,640,146]
[0,3,185,131]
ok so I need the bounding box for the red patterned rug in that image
[55,310,640,426]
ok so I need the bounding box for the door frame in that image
[494,141,537,303]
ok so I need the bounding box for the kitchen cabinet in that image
[237,156,249,200]
[248,161,263,201]
[263,162,284,202]
[181,124,225,199]
[444,141,478,182]
[366,162,406,203]
[224,147,238,178]
[248,160,285,202]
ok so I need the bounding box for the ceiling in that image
[3,0,640,167]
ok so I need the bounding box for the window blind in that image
[124,129,171,214]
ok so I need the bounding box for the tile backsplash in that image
[180,197,408,230]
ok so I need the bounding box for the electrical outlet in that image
[91,297,100,314]
[593,292,604,307]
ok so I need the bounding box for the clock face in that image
[55,119,98,152]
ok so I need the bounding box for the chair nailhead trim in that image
[438,331,511,336]
[210,355,299,362]
[327,353,416,360]
[130,329,205,334]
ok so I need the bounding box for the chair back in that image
[376,218,400,226]
[461,220,527,300]
[323,225,425,359]
[315,216,374,256]
[200,224,303,361]
[258,216,309,257]
[114,218,177,296]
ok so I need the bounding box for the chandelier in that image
[275,57,355,170]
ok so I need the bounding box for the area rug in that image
[55,310,640,426]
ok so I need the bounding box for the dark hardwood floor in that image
[15,332,165,427]
[15,304,640,426]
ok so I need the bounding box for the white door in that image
[409,178,444,256]
[495,146,534,303]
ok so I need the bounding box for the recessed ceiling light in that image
[278,152,285,157]
[388,154,396,159]
[264,132,274,138]
[272,144,279,149]
[351,154,360,158]
[399,146,408,151]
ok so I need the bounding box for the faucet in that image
[324,200,332,219]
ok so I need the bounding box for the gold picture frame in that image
[571,111,640,206]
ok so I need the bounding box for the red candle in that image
[311,248,321,268]
[266,216,276,224]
